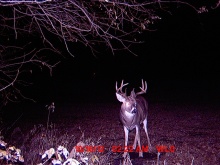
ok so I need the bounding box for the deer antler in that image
[116,80,129,96]
[135,79,147,96]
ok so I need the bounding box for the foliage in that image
[20,124,115,165]
[0,139,24,164]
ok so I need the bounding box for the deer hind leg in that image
[123,126,129,158]
[143,118,151,149]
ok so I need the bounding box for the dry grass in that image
[3,102,220,164]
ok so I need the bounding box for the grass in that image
[1,101,220,164]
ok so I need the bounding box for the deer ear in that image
[130,89,136,98]
[116,93,126,103]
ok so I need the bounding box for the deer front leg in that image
[133,132,137,150]
[123,126,129,158]
[135,125,143,157]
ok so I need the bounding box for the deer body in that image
[120,96,148,130]
[116,80,151,157]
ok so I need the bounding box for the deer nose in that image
[131,108,137,114]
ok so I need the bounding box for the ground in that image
[2,99,220,165]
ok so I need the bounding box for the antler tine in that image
[136,79,147,96]
[116,80,129,94]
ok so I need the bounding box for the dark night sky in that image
[27,6,220,105]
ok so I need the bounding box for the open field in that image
[2,100,220,165]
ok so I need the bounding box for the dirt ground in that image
[3,101,220,164]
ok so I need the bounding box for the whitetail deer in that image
[116,80,151,157]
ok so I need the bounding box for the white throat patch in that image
[124,110,135,118]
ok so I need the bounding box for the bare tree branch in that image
[1,0,217,55]
[0,0,218,106]
[0,44,59,105]
[0,1,178,56]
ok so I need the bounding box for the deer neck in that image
[124,109,135,119]
[120,108,137,130]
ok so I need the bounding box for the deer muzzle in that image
[131,108,137,114]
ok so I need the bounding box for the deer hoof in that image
[123,152,128,158]
[139,152,143,157]
[133,145,136,150]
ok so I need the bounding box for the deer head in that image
[116,79,147,114]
